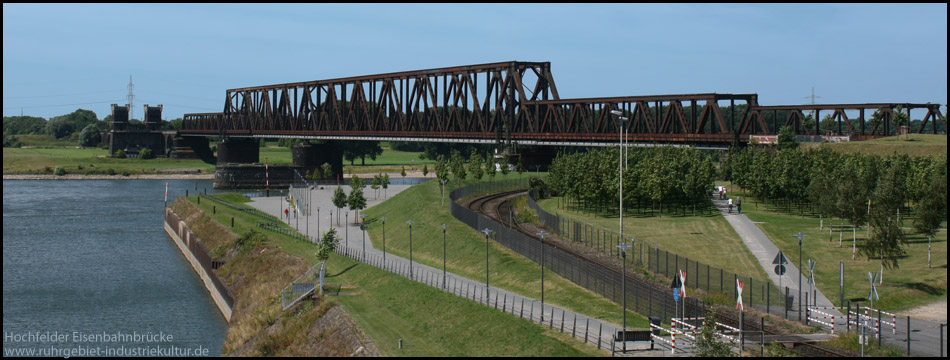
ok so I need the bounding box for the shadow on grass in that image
[327,263,359,278]
[898,282,945,296]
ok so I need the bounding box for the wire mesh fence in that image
[525,190,790,313]
[451,182,707,323]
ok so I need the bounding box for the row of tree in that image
[547,147,716,214]
[721,146,947,268]
[3,109,186,147]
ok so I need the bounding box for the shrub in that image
[79,124,101,148]
[107,168,116,175]
[114,149,126,158]
[121,170,130,176]
[139,148,153,159]
[44,166,53,174]
[53,166,66,176]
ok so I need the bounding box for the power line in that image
[2,99,126,110]
[2,89,126,100]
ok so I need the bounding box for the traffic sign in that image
[774,265,786,276]
[678,270,687,299]
[772,251,789,265]
[736,279,744,311]
[673,288,679,301]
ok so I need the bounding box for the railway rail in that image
[463,189,853,357]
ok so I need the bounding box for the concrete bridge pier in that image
[292,141,343,182]
[216,138,260,164]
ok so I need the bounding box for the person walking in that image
[728,197,733,214]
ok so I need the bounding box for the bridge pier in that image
[169,136,212,161]
[216,138,260,164]
[292,141,343,182]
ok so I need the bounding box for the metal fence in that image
[280,262,320,310]
[450,181,706,323]
[526,190,790,313]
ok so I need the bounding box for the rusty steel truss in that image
[181,61,945,145]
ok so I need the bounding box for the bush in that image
[121,170,130,176]
[107,168,116,175]
[3,136,21,148]
[79,124,101,148]
[139,148,153,159]
[114,149,126,158]
[53,166,66,176]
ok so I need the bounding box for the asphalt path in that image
[247,182,686,356]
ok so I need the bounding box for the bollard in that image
[213,206,216,214]
[907,316,911,356]
[398,339,403,349]
[186,189,189,197]
[197,196,200,205]
[231,217,234,227]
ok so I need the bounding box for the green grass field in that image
[360,178,650,330]
[3,147,215,174]
[726,183,947,313]
[822,134,947,157]
[534,196,774,289]
[184,193,605,356]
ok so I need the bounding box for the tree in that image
[863,155,910,276]
[693,310,734,357]
[777,125,799,150]
[348,175,367,221]
[435,154,449,183]
[485,152,497,182]
[347,185,367,224]
[371,174,381,199]
[343,141,383,165]
[332,186,348,226]
[912,172,946,238]
[315,228,340,294]
[79,124,101,148]
[450,149,467,186]
[469,150,484,183]
[382,173,390,198]
[321,162,333,181]
[401,165,407,178]
[3,116,47,135]
[422,164,429,178]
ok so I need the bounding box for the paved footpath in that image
[713,193,947,357]
[248,183,686,356]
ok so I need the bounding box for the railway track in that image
[463,190,851,357]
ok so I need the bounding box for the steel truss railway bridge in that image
[179,61,944,149]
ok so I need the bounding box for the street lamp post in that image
[408,220,414,279]
[537,231,547,323]
[360,214,367,261]
[317,206,321,237]
[617,243,632,353]
[794,232,808,320]
[610,110,629,262]
[381,217,387,267]
[307,186,311,239]
[345,210,349,251]
[442,224,448,289]
[481,228,493,301]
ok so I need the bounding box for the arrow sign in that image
[678,269,687,299]
[673,288,679,302]
[736,279,744,312]
[772,251,789,265]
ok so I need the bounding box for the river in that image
[2,180,228,357]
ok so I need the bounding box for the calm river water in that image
[3,180,227,357]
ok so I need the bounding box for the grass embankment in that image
[534,196,774,290]
[724,182,947,313]
[823,134,947,157]
[361,177,649,329]
[3,147,215,175]
[175,193,604,356]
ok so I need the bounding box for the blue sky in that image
[3,3,947,121]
